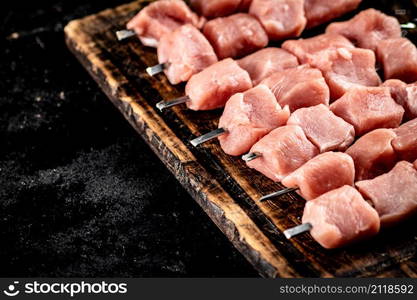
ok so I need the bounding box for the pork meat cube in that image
[261,65,330,112]
[218,85,290,156]
[203,13,268,59]
[326,9,401,51]
[246,125,319,181]
[158,24,218,85]
[282,36,377,100]
[287,104,355,152]
[346,129,398,181]
[127,0,205,47]
[185,58,252,110]
[392,118,417,163]
[330,87,404,136]
[282,33,354,66]
[249,0,306,41]
[302,185,380,249]
[282,152,355,200]
[304,0,362,28]
[190,0,251,18]
[317,48,381,100]
[376,38,417,83]
[237,48,299,85]
[382,80,417,120]
[356,161,417,227]
[414,159,417,170]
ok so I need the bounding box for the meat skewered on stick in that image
[156,58,252,111]
[116,0,205,45]
[283,186,380,249]
[243,126,319,182]
[259,152,355,202]
[191,85,290,151]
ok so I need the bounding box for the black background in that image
[0,0,256,277]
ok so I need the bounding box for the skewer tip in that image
[190,128,227,147]
[259,187,298,202]
[146,63,167,76]
[242,152,262,162]
[283,223,312,239]
[401,22,416,29]
[156,96,190,112]
[116,29,136,41]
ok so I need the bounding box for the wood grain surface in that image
[64,0,417,277]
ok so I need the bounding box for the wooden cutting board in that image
[64,0,417,277]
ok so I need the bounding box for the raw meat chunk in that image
[376,38,417,83]
[185,58,252,110]
[203,13,268,59]
[392,118,417,163]
[261,65,330,112]
[302,185,380,249]
[237,48,299,85]
[287,104,355,152]
[356,161,417,226]
[158,24,218,84]
[304,0,362,28]
[127,0,205,47]
[330,87,404,136]
[218,85,290,156]
[317,48,381,100]
[246,125,319,182]
[282,152,355,200]
[282,33,354,66]
[190,0,251,18]
[249,0,306,41]
[346,129,397,181]
[382,80,417,120]
[326,9,401,51]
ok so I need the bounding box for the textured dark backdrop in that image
[0,0,257,277]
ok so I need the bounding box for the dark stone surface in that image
[0,0,257,277]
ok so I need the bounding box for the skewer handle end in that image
[146,63,167,76]
[259,187,298,202]
[283,223,312,239]
[190,128,227,147]
[156,96,190,112]
[401,22,416,29]
[116,29,136,41]
[242,152,262,162]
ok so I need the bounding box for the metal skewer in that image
[242,152,262,162]
[400,22,416,29]
[116,29,136,41]
[146,63,168,76]
[283,223,312,239]
[156,96,190,111]
[190,128,228,147]
[259,187,299,202]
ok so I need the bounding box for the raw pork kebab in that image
[118,0,366,87]
[119,2,417,249]
[190,9,417,249]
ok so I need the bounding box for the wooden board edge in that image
[64,17,306,278]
